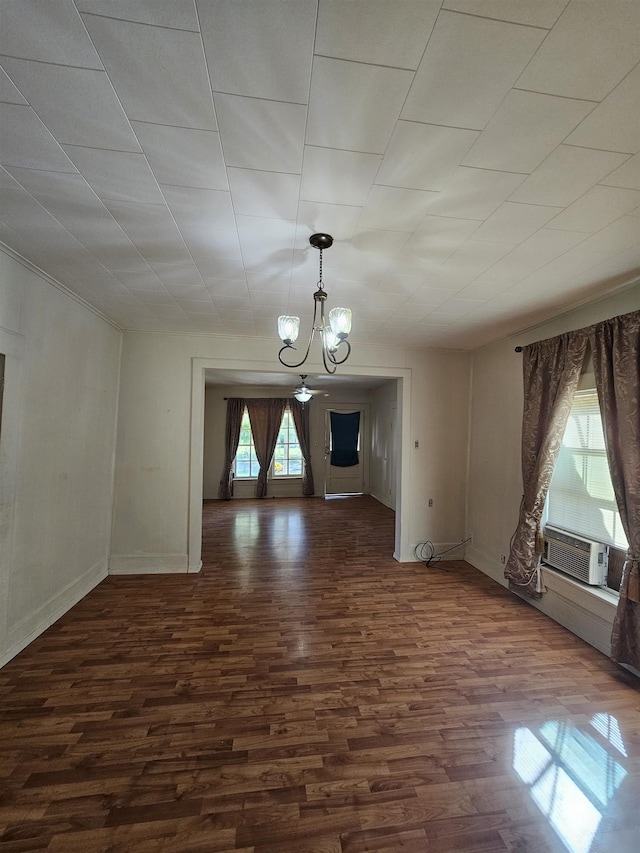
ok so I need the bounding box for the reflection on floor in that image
[0,496,638,852]
[514,713,628,853]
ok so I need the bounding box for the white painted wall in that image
[112,334,471,568]
[0,248,121,666]
[466,281,640,658]
[369,381,398,509]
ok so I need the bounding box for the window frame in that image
[232,404,304,482]
[546,384,628,552]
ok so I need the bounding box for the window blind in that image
[547,390,628,549]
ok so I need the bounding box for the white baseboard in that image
[2,557,108,668]
[370,491,394,510]
[109,553,189,574]
[412,541,469,563]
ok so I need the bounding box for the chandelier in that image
[277,233,352,374]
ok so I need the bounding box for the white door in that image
[324,406,367,496]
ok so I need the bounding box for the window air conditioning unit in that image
[542,526,608,585]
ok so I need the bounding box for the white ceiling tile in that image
[301,147,381,207]
[426,168,525,220]
[429,298,486,319]
[235,215,297,269]
[510,145,631,206]
[375,274,424,297]
[62,146,164,204]
[0,104,76,172]
[103,199,192,265]
[227,168,300,220]
[358,185,439,232]
[316,0,440,69]
[472,202,563,243]
[0,167,21,189]
[565,64,640,154]
[516,0,640,101]
[463,90,593,173]
[306,57,413,154]
[402,215,482,266]
[0,67,28,104]
[187,232,242,266]
[1,58,140,151]
[376,122,478,192]
[131,122,227,191]
[296,202,363,246]
[1,0,103,67]
[402,11,545,129]
[547,185,640,233]
[3,165,151,272]
[578,216,640,258]
[601,154,640,191]
[80,14,216,129]
[349,230,410,257]
[113,271,166,292]
[75,0,199,29]
[196,258,246,281]
[199,0,316,103]
[160,185,235,231]
[150,263,204,287]
[165,285,211,301]
[441,240,515,286]
[443,0,569,29]
[471,228,589,291]
[175,299,219,315]
[214,95,305,174]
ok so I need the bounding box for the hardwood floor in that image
[1,496,639,852]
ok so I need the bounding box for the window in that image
[547,389,628,550]
[234,409,259,479]
[233,406,303,480]
[273,409,303,477]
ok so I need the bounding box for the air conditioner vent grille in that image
[543,526,607,585]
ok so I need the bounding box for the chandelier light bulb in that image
[278,315,300,344]
[329,306,352,338]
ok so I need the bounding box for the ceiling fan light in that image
[329,306,351,338]
[278,315,300,344]
[294,385,312,402]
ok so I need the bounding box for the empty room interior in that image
[1,2,639,851]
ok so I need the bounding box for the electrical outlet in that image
[428,498,433,507]
[500,554,506,564]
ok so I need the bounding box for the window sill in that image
[540,564,619,621]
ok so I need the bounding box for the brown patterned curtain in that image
[590,310,640,670]
[246,398,287,498]
[505,331,588,597]
[290,399,315,496]
[219,397,245,500]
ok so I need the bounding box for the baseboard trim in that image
[2,558,108,668]
[109,554,189,575]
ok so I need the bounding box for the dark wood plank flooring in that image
[1,496,639,852]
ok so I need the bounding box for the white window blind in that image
[547,390,628,550]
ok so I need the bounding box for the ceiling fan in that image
[292,375,328,402]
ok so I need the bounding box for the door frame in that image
[189,359,413,566]
[324,404,369,496]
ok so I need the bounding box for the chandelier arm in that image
[277,298,320,368]
[321,339,338,374]
[325,339,351,366]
